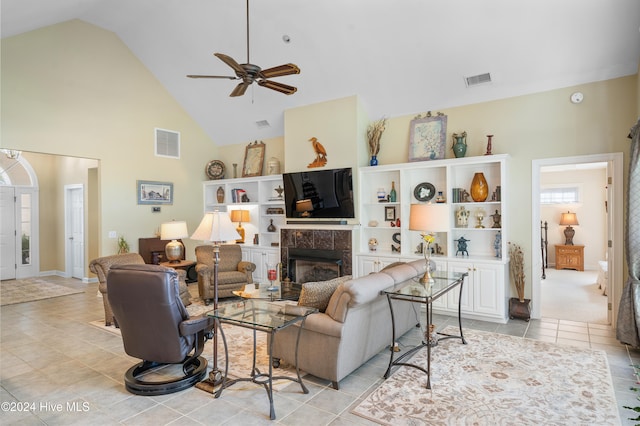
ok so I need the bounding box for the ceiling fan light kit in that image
[187,0,300,97]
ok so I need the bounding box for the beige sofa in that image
[270,259,427,389]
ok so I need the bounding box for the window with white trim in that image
[540,186,580,204]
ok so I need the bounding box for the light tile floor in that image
[1,277,639,425]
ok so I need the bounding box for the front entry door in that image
[0,187,16,280]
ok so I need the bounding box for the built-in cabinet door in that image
[248,246,279,283]
[446,261,474,314]
[472,263,502,315]
[357,255,400,276]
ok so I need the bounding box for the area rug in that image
[89,298,303,390]
[1,277,83,306]
[352,327,620,425]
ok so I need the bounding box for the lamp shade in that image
[409,204,451,232]
[559,212,579,226]
[230,210,250,223]
[296,199,313,212]
[191,210,241,243]
[160,221,188,240]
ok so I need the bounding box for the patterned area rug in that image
[1,277,83,306]
[352,327,620,425]
[89,298,302,388]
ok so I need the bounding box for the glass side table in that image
[207,300,316,420]
[381,271,468,389]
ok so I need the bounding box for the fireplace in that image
[288,248,343,283]
[281,228,352,284]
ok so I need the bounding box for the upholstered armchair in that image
[107,264,214,395]
[89,253,145,326]
[195,244,255,304]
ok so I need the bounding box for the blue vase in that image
[370,155,378,166]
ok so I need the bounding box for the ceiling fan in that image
[187,0,300,97]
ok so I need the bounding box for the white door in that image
[0,187,16,280]
[65,185,84,279]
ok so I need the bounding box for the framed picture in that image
[408,114,448,161]
[242,141,265,177]
[137,180,173,205]
[385,206,396,221]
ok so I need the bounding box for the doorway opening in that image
[531,153,623,324]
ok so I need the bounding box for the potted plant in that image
[117,236,130,254]
[508,242,530,321]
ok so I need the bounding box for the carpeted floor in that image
[0,277,84,305]
[542,268,607,324]
[352,326,620,425]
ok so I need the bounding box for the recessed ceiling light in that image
[282,35,291,43]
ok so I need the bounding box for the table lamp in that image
[191,210,240,387]
[409,204,450,284]
[230,210,250,244]
[559,211,579,245]
[160,220,188,263]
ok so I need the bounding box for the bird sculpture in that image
[308,137,327,168]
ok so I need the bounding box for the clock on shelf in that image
[205,160,226,180]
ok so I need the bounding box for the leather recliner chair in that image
[107,264,214,395]
[195,244,256,304]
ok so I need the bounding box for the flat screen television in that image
[282,167,355,220]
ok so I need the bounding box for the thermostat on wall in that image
[570,92,584,104]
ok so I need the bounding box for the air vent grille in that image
[155,128,180,159]
[256,120,271,129]
[464,72,492,87]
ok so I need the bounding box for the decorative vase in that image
[452,132,467,158]
[216,186,224,203]
[370,155,378,166]
[267,219,276,232]
[470,172,488,202]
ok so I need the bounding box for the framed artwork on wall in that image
[408,113,448,162]
[242,141,266,177]
[137,180,173,205]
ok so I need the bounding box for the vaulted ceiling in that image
[2,0,639,146]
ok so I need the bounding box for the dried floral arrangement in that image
[509,242,525,302]
[367,117,387,157]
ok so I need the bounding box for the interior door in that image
[0,187,16,280]
[66,185,84,279]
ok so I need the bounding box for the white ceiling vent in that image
[155,128,180,159]
[255,120,271,129]
[464,72,492,87]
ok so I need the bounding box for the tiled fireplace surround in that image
[280,228,352,283]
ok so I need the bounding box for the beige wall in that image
[1,20,218,274]
[1,19,637,296]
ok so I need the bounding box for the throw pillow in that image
[298,275,352,312]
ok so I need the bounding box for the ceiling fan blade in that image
[214,53,247,76]
[257,79,297,95]
[187,74,238,80]
[259,63,301,79]
[230,81,251,97]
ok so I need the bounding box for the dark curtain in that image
[617,118,640,346]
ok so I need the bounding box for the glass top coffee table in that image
[381,271,468,389]
[207,299,315,420]
[232,282,301,301]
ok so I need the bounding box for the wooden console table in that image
[555,244,584,271]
